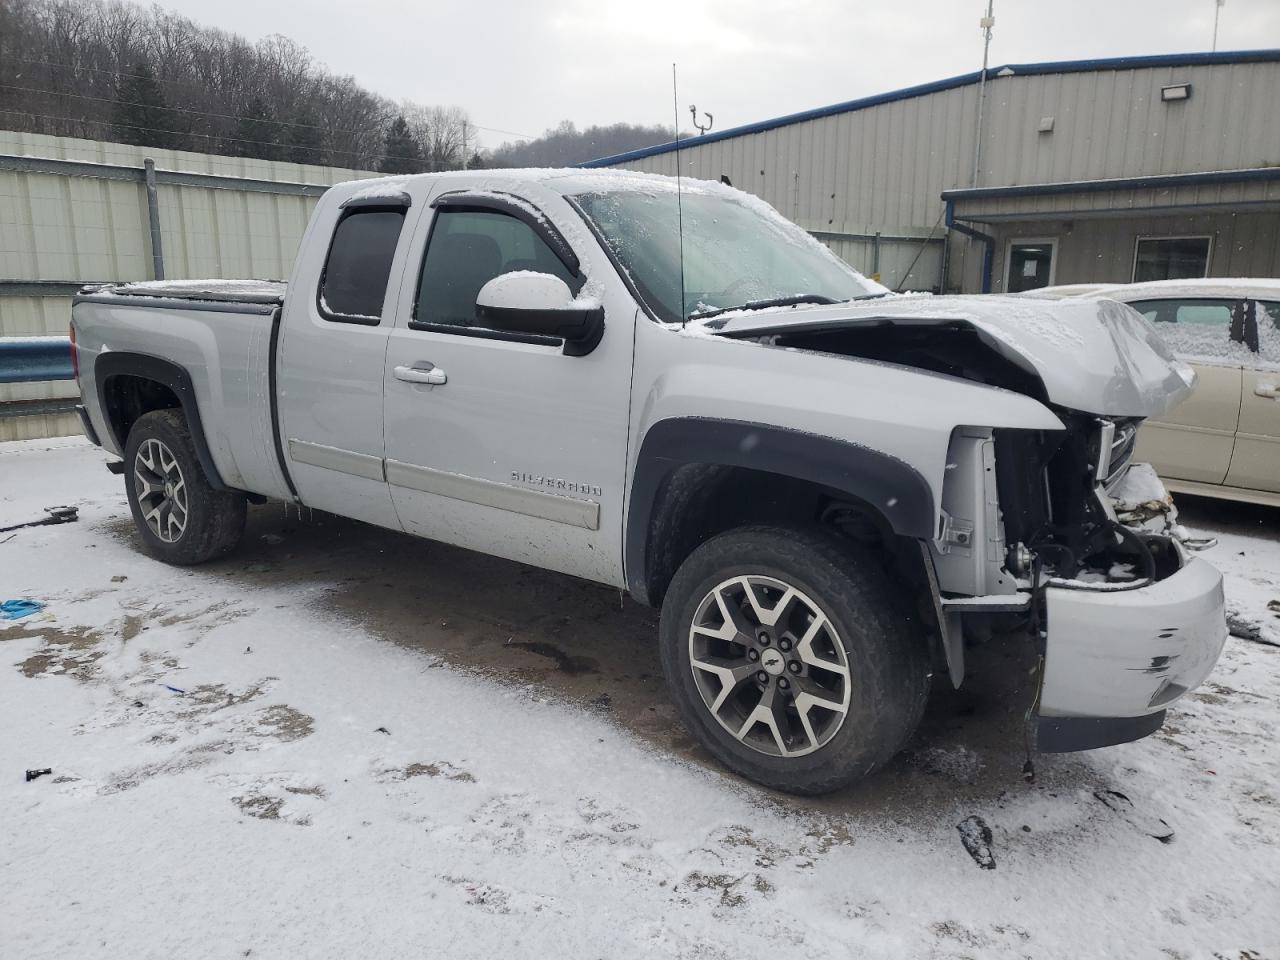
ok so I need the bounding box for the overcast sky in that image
[155,0,1280,150]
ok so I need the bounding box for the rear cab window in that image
[318,207,407,324]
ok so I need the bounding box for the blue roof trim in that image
[942,166,1280,201]
[579,49,1280,168]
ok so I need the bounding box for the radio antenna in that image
[673,63,687,327]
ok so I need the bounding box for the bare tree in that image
[405,103,472,171]
[486,120,681,168]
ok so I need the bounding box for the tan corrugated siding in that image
[0,130,379,441]
[608,59,1280,291]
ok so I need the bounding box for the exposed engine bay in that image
[753,320,1051,402]
[993,413,1181,589]
[724,313,1217,694]
[733,317,1204,594]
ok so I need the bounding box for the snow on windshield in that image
[572,180,885,324]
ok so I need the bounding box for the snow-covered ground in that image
[2,437,1278,959]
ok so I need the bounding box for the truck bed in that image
[73,279,294,503]
[82,279,286,306]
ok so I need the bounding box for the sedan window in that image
[1255,301,1280,366]
[1127,298,1244,366]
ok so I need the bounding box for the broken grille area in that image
[1102,419,1140,493]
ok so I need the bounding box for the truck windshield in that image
[573,186,884,324]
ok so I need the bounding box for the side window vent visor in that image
[340,190,413,211]
[431,191,581,279]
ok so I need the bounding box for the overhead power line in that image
[1,55,535,140]
[0,107,463,169]
[1,80,356,134]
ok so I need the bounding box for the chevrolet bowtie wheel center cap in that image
[760,647,786,676]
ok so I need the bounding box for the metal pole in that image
[939,228,952,294]
[143,158,165,281]
[971,0,995,189]
[1212,0,1223,52]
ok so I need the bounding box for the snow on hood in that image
[707,293,1195,419]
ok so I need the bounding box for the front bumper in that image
[1037,553,1227,752]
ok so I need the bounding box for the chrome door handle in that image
[1255,383,1279,399]
[394,364,447,386]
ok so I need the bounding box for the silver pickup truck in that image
[70,169,1227,794]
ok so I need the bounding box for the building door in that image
[1005,240,1056,293]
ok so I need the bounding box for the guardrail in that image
[0,336,78,422]
[0,337,73,384]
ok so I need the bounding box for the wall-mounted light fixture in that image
[1037,116,1055,133]
[1161,83,1192,102]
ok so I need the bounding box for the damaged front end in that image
[931,412,1227,753]
[713,294,1227,753]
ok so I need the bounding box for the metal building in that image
[0,130,374,440]
[585,50,1280,295]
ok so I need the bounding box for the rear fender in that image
[95,352,228,490]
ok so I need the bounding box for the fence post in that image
[144,158,165,281]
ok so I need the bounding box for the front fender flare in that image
[625,418,936,604]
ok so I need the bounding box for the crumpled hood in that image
[708,293,1195,418]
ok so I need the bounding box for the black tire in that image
[659,525,930,795]
[123,409,246,565]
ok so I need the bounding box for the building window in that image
[1005,239,1056,293]
[1132,236,1211,283]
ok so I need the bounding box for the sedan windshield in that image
[573,186,884,324]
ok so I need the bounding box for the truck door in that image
[1130,298,1244,485]
[1224,299,1280,494]
[381,191,635,587]
[276,194,415,529]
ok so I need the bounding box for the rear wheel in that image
[124,409,246,565]
[659,525,930,794]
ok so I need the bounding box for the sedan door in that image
[1130,298,1245,485]
[381,191,636,588]
[1224,299,1280,495]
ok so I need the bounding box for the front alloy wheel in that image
[689,575,850,757]
[659,525,931,795]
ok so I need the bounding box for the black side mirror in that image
[475,273,604,356]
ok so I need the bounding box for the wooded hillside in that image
[0,0,478,170]
[0,0,679,171]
